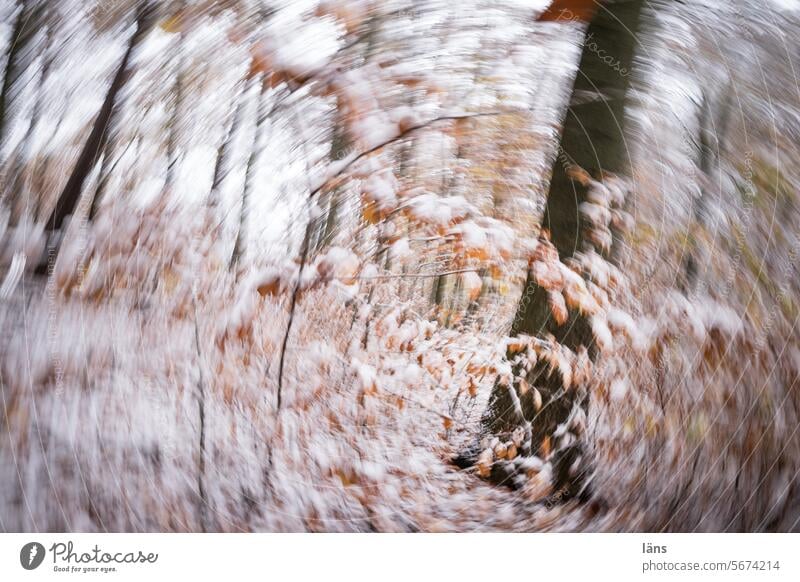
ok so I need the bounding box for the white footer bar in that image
[1,533,797,581]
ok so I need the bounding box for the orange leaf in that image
[548,291,569,325]
[540,435,552,458]
[257,279,281,297]
[468,377,478,398]
[362,202,382,225]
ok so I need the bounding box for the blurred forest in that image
[2,0,800,532]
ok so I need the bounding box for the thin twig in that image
[276,221,311,411]
[308,110,513,200]
[192,292,209,532]
[275,109,318,411]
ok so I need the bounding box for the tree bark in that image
[471,0,647,500]
[207,85,247,209]
[0,0,41,148]
[37,2,155,273]
[310,109,349,253]
[164,1,187,194]
[229,77,268,274]
[4,13,52,222]
[683,84,733,292]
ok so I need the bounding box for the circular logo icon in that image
[20,542,46,570]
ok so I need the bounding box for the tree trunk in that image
[0,0,42,149]
[683,84,733,292]
[206,84,247,209]
[164,1,187,194]
[310,109,349,252]
[4,14,53,222]
[470,0,647,500]
[229,77,268,275]
[310,12,382,254]
[37,2,155,274]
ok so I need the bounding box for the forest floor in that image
[0,277,606,532]
[3,233,800,533]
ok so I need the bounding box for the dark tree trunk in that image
[37,2,155,274]
[0,0,42,148]
[469,0,647,500]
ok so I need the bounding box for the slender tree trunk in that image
[192,296,210,532]
[4,17,53,222]
[470,0,647,500]
[683,84,733,292]
[310,12,382,254]
[0,0,44,224]
[165,1,187,194]
[311,112,349,252]
[0,0,38,148]
[207,84,247,209]
[37,2,155,274]
[229,77,268,274]
[87,139,116,221]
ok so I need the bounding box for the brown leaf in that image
[548,290,569,325]
[533,260,563,291]
[506,442,518,460]
[477,448,493,478]
[257,279,281,297]
[467,377,478,398]
[532,387,543,412]
[540,435,551,458]
[565,163,593,185]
